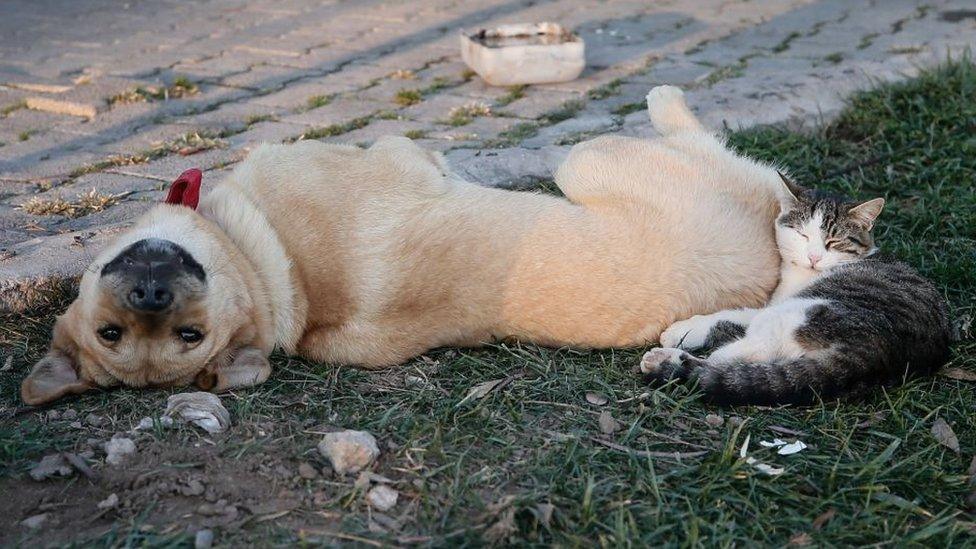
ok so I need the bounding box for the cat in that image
[640,174,952,406]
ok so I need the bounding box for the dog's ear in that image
[21,316,92,405]
[195,347,270,393]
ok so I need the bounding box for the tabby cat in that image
[641,174,952,405]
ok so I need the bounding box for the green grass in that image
[2,61,975,546]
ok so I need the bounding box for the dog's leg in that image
[646,85,705,136]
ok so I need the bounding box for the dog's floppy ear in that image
[195,347,270,393]
[21,317,92,405]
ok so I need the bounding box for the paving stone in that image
[281,96,386,127]
[321,118,435,146]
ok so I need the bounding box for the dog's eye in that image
[97,325,123,342]
[178,328,204,344]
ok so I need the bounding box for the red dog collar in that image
[165,168,203,209]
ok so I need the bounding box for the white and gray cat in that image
[641,174,952,405]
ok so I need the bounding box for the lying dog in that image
[22,86,785,404]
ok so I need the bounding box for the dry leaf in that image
[704,413,724,428]
[940,367,976,382]
[585,392,609,406]
[812,508,836,530]
[457,379,505,406]
[931,418,961,453]
[598,411,622,434]
[789,532,812,546]
[483,507,516,543]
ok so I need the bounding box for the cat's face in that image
[775,173,884,272]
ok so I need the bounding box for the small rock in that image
[97,493,119,510]
[194,529,214,549]
[165,392,231,434]
[585,392,609,406]
[728,416,744,428]
[62,408,78,421]
[20,513,48,529]
[104,436,136,466]
[135,416,175,431]
[298,462,318,480]
[705,413,724,428]
[69,421,83,429]
[85,413,105,427]
[30,454,74,481]
[181,479,206,496]
[367,485,398,511]
[46,410,61,421]
[317,430,380,475]
[598,410,622,434]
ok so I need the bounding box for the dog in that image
[22,86,785,405]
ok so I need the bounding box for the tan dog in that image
[22,86,785,405]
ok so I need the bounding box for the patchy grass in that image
[108,77,199,106]
[446,101,491,126]
[1,100,26,118]
[496,84,528,107]
[393,89,423,106]
[2,61,975,546]
[403,129,428,140]
[587,78,624,100]
[19,188,124,218]
[305,95,332,110]
[69,130,226,178]
[296,116,373,141]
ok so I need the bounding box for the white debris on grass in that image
[367,485,399,511]
[740,434,784,476]
[760,438,808,455]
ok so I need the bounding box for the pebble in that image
[29,454,73,481]
[317,430,380,475]
[705,413,724,428]
[97,493,119,510]
[86,413,105,427]
[298,462,318,480]
[62,408,78,421]
[104,436,136,466]
[195,529,214,549]
[367,485,399,511]
[21,513,48,529]
[182,479,206,496]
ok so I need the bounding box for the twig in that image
[590,437,708,460]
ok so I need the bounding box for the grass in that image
[69,130,226,178]
[2,61,975,546]
[446,101,491,126]
[19,188,123,218]
[108,77,199,106]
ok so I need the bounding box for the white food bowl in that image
[460,22,585,86]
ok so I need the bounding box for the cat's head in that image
[775,172,884,272]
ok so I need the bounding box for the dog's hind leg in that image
[645,85,705,136]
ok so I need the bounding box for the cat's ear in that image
[777,171,806,202]
[848,197,885,229]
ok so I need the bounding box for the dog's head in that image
[22,198,273,405]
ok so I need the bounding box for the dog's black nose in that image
[128,280,174,311]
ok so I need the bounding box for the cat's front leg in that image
[660,308,760,350]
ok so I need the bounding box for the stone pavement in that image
[1,0,974,310]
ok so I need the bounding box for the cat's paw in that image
[660,315,715,350]
[639,347,688,374]
[640,347,695,386]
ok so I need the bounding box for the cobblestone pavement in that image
[1,0,974,310]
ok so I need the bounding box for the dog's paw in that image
[660,315,714,350]
[645,85,685,112]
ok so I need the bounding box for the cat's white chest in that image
[771,265,822,303]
